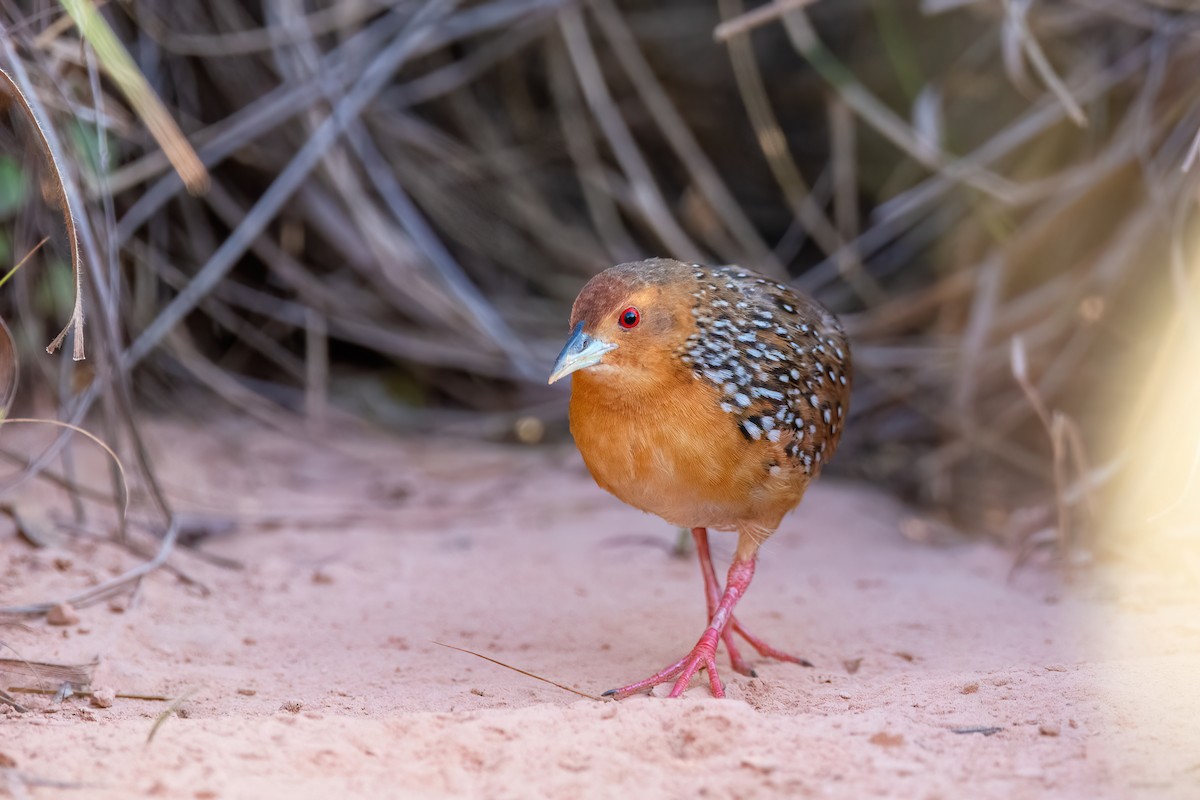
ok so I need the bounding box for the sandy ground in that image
[0,416,1198,799]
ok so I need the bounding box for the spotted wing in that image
[676,265,851,477]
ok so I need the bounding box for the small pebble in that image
[739,755,778,774]
[1039,723,1060,737]
[868,732,904,748]
[961,682,979,694]
[47,603,80,626]
[90,687,116,708]
[237,688,257,696]
[514,416,545,444]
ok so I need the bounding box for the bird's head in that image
[548,259,693,388]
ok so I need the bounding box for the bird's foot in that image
[602,629,724,700]
[689,528,812,676]
[718,616,811,677]
[729,615,813,670]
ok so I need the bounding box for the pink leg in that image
[604,557,756,700]
[695,528,813,673]
[693,528,755,676]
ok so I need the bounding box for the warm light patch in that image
[1106,292,1200,557]
[1093,247,1200,783]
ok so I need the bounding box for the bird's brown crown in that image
[567,258,699,392]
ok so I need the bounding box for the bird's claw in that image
[730,616,814,670]
[603,617,812,700]
[604,630,724,700]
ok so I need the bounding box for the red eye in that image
[619,307,640,329]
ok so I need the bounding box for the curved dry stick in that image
[0,418,128,526]
[0,418,160,616]
[1001,0,1087,128]
[0,65,85,360]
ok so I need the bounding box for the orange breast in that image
[569,369,806,533]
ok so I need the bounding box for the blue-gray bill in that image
[548,321,617,385]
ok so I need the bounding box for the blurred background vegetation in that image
[0,0,1196,556]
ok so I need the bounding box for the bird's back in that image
[568,260,851,536]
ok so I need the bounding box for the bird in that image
[548,257,851,699]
